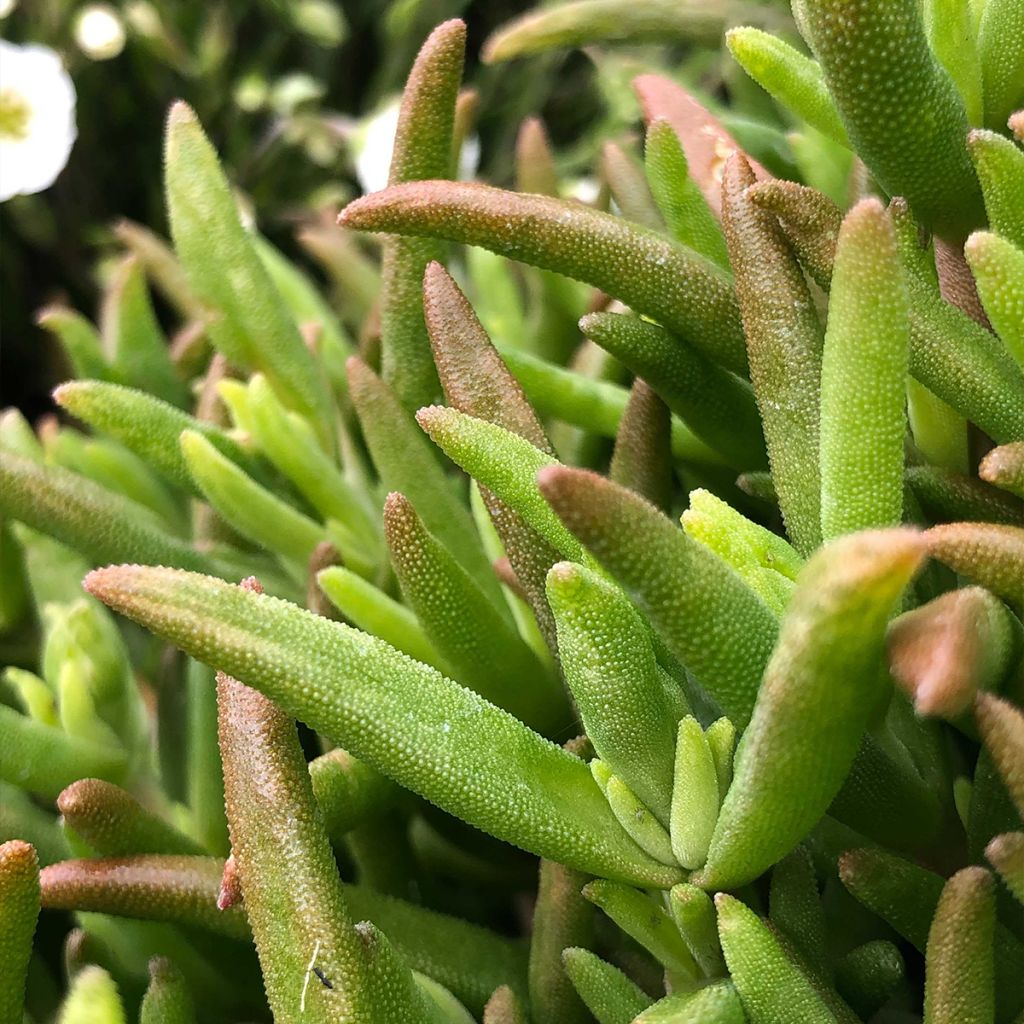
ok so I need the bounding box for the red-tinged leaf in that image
[340,181,749,376]
[633,73,770,216]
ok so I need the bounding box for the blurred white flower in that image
[74,4,126,61]
[0,40,77,202]
[353,98,479,195]
[0,0,17,20]
[354,100,399,194]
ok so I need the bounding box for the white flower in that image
[0,40,77,202]
[353,97,479,195]
[354,100,400,194]
[74,4,126,62]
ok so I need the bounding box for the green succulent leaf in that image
[0,840,40,1023]
[819,199,908,540]
[834,940,904,1021]
[540,466,778,727]
[0,452,216,576]
[384,491,562,732]
[164,102,334,446]
[696,529,925,891]
[139,957,197,1024]
[643,118,730,268]
[968,130,1024,249]
[561,946,653,1024]
[924,867,995,1024]
[101,257,190,409]
[56,779,204,857]
[548,561,681,823]
[722,154,823,555]
[727,27,849,147]
[378,21,466,412]
[976,0,1024,129]
[583,880,699,987]
[581,311,766,470]
[715,893,836,1024]
[340,180,749,376]
[965,231,1024,369]
[84,564,681,887]
[801,0,983,236]
[609,380,674,510]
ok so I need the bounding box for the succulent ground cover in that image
[2,1,1024,1021]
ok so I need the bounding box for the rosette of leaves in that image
[2,2,1024,1022]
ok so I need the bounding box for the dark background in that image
[0,0,604,420]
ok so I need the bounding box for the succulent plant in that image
[2,2,1024,1021]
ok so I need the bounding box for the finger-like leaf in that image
[802,0,982,236]
[482,986,527,1024]
[583,880,699,986]
[609,380,673,510]
[139,957,196,1024]
[976,694,1024,818]
[0,452,215,575]
[384,492,562,732]
[746,181,840,292]
[316,566,443,669]
[715,893,835,1024]
[669,883,725,978]
[601,142,663,230]
[346,358,500,606]
[418,406,582,562]
[58,965,126,1024]
[180,430,325,570]
[670,717,720,870]
[633,983,746,1023]
[887,587,1020,719]
[101,257,190,409]
[819,199,908,540]
[0,705,127,798]
[539,466,778,727]
[985,833,1024,906]
[530,859,594,1024]
[54,379,266,498]
[422,261,567,644]
[164,102,333,443]
[924,0,983,124]
[40,855,248,938]
[114,220,203,321]
[908,466,1024,526]
[981,443,1024,499]
[84,564,681,887]
[339,181,749,376]
[968,130,1024,249]
[644,119,729,268]
[246,375,378,556]
[834,941,904,1022]
[483,0,747,62]
[977,0,1024,129]
[924,867,995,1024]
[379,21,466,412]
[548,562,681,823]
[768,846,828,979]
[727,28,849,146]
[695,529,925,891]
[561,947,652,1024]
[926,523,1024,610]
[57,780,203,857]
[216,627,397,1023]
[722,154,823,555]
[632,73,771,217]
[37,307,111,383]
[0,840,39,1022]
[581,312,766,470]
[965,231,1024,369]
